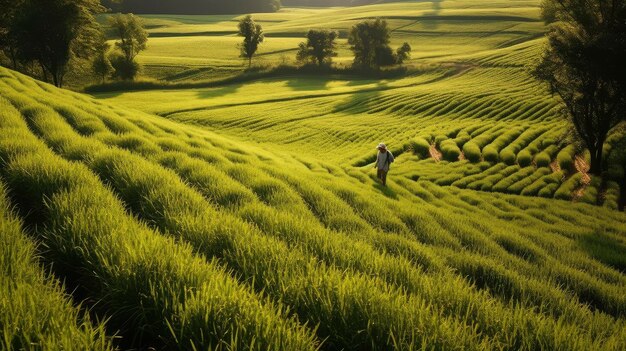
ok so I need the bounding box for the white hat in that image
[377,143,387,149]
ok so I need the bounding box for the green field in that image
[2,0,626,350]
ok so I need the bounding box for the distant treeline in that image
[101,0,281,14]
[282,0,384,6]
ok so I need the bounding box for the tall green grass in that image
[0,96,318,351]
[0,180,112,351]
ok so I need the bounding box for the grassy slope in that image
[1,62,626,349]
[2,0,625,349]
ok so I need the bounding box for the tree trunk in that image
[39,61,49,83]
[619,165,626,211]
[589,143,603,176]
[9,47,18,70]
[248,56,252,68]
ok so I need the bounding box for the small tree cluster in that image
[107,13,148,80]
[296,29,338,67]
[348,19,411,69]
[90,13,148,82]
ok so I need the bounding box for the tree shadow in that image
[196,84,241,99]
[422,0,443,31]
[285,77,330,91]
[332,82,387,114]
[578,230,626,273]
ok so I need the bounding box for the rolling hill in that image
[1,0,626,350]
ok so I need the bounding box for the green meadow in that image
[1,0,625,350]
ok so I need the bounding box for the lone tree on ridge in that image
[238,15,264,68]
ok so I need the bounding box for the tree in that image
[534,0,626,175]
[0,0,24,69]
[109,13,148,63]
[296,29,338,67]
[348,19,394,69]
[109,52,140,80]
[91,34,113,84]
[10,0,104,87]
[238,15,264,68]
[396,42,412,65]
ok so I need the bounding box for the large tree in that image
[296,29,338,67]
[238,15,264,68]
[10,0,104,87]
[348,19,394,69]
[0,0,24,69]
[534,0,626,175]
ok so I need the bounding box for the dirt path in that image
[429,144,442,162]
[572,156,592,202]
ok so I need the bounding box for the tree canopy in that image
[348,19,409,69]
[8,0,104,87]
[534,0,626,175]
[296,29,338,67]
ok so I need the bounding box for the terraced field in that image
[97,0,625,208]
[2,0,626,350]
[2,63,626,350]
[116,0,544,80]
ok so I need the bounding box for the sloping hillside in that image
[1,65,626,350]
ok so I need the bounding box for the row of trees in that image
[0,0,148,87]
[240,16,411,69]
[101,0,281,15]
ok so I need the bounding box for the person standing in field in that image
[374,143,394,186]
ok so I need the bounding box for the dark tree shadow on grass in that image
[579,230,626,273]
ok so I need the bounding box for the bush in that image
[517,150,533,167]
[541,138,556,148]
[534,152,551,168]
[480,181,494,191]
[110,53,141,80]
[557,145,576,172]
[440,140,461,161]
[554,173,583,200]
[500,148,516,165]
[482,145,499,163]
[462,142,481,163]
[538,183,559,198]
[580,176,601,205]
[602,181,620,209]
[410,137,430,158]
[434,135,448,147]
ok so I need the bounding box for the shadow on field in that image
[373,183,399,199]
[422,0,443,30]
[285,77,329,91]
[578,231,626,273]
[332,82,387,114]
[196,84,241,99]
